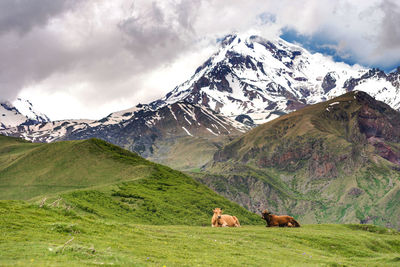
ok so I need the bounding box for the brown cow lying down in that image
[211,208,241,227]
[261,209,300,227]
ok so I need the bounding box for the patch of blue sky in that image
[280,28,397,73]
[257,12,276,24]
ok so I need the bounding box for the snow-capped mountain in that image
[153,33,400,124]
[1,32,400,169]
[0,98,50,129]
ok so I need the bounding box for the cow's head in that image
[213,208,222,219]
[261,209,271,219]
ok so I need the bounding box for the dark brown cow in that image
[261,209,300,227]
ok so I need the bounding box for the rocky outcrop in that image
[322,72,337,93]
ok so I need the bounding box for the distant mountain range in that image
[1,33,400,169]
[1,101,247,170]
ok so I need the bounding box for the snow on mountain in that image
[0,119,95,143]
[153,33,399,124]
[327,68,400,110]
[0,102,27,129]
[2,32,400,146]
[13,98,50,122]
[0,101,248,145]
[0,98,50,129]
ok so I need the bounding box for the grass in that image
[57,170,263,226]
[0,135,262,225]
[1,201,400,266]
[0,137,154,199]
[149,136,225,171]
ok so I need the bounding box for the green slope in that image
[0,136,152,199]
[1,201,400,266]
[0,135,261,226]
[148,135,225,171]
[201,91,400,228]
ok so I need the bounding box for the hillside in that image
[1,201,399,266]
[0,135,260,225]
[194,91,400,229]
[1,110,399,266]
[0,135,151,200]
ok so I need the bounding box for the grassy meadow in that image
[1,135,400,266]
[1,201,400,266]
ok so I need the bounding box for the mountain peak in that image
[0,98,50,130]
[153,32,371,124]
[149,31,400,126]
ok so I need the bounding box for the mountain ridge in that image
[0,102,248,170]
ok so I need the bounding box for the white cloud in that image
[0,0,399,120]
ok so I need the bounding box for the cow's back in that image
[221,215,240,227]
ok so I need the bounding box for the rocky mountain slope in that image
[154,33,400,124]
[0,98,50,129]
[192,91,400,229]
[1,102,248,170]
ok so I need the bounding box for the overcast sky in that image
[1,0,399,120]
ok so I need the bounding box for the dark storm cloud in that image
[0,0,206,104]
[117,0,201,67]
[0,0,81,101]
[0,0,78,34]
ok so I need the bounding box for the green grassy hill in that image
[1,201,400,266]
[199,91,400,228]
[0,135,261,225]
[0,136,151,199]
